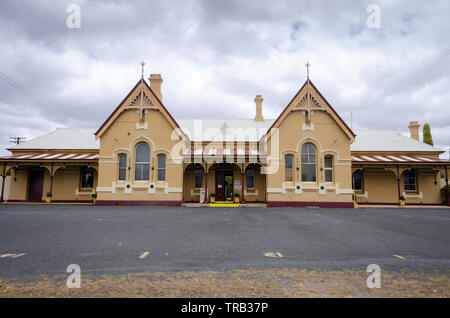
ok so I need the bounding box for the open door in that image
[215,171,225,201]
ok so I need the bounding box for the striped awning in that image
[183,148,266,157]
[352,155,449,164]
[0,153,99,161]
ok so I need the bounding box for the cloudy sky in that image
[0,0,449,156]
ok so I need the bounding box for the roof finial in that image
[305,61,310,80]
[140,60,146,79]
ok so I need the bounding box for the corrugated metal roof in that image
[351,130,442,152]
[4,126,443,154]
[177,118,275,141]
[8,128,99,150]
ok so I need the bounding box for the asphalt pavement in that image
[0,205,449,278]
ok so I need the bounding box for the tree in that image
[423,123,434,146]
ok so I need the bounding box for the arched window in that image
[285,155,294,182]
[324,155,333,182]
[246,167,255,189]
[404,169,416,191]
[135,143,150,181]
[352,170,363,190]
[194,167,203,188]
[157,154,166,181]
[301,143,316,182]
[118,154,127,181]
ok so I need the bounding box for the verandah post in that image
[241,164,245,204]
[203,163,208,204]
[396,166,401,206]
[0,162,6,202]
[445,166,449,207]
[49,163,55,194]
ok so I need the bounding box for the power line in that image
[9,137,27,145]
[0,70,97,147]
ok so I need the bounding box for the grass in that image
[0,268,449,298]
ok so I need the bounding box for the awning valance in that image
[0,153,99,162]
[352,155,449,165]
[183,148,267,157]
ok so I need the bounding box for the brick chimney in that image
[408,121,420,141]
[254,95,264,121]
[149,74,163,101]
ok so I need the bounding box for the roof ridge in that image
[177,118,276,121]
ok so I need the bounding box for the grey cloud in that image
[0,0,449,157]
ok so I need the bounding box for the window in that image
[352,170,363,190]
[285,155,294,182]
[404,169,416,191]
[81,168,94,189]
[194,167,203,188]
[246,168,255,188]
[135,143,150,181]
[301,143,316,182]
[157,154,166,181]
[324,156,333,182]
[118,154,127,181]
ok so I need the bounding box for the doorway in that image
[28,170,44,201]
[215,169,233,201]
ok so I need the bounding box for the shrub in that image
[441,186,449,205]
[46,192,52,198]
[210,193,216,198]
[234,193,240,198]
[399,195,405,201]
[91,193,97,199]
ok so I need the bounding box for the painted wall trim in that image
[357,202,445,206]
[95,200,182,207]
[267,201,354,208]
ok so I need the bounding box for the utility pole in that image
[9,137,26,145]
[350,112,353,130]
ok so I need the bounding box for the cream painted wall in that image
[6,167,97,202]
[266,109,353,203]
[356,169,443,204]
[356,170,398,204]
[96,83,184,202]
[3,176,11,201]
[53,167,97,201]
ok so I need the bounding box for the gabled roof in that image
[263,79,355,142]
[351,130,443,153]
[94,78,184,139]
[8,128,99,151]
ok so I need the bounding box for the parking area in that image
[0,205,449,278]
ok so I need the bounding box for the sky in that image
[0,0,449,157]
